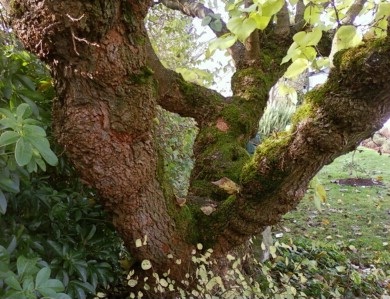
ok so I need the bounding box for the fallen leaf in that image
[212,177,240,194]
[201,206,216,215]
[175,197,186,206]
[216,117,229,132]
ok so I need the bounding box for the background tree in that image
[2,0,390,293]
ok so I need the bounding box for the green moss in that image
[240,132,292,196]
[231,68,271,101]
[220,101,260,139]
[196,195,237,247]
[291,102,314,126]
[155,150,197,242]
[191,138,249,199]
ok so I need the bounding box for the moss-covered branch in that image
[200,39,390,252]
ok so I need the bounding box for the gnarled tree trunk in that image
[6,0,390,290]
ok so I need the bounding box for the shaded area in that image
[333,178,385,187]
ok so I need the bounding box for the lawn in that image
[277,147,390,271]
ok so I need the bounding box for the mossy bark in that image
[7,0,390,290]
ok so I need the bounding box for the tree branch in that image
[202,39,390,252]
[275,0,291,36]
[342,0,367,25]
[145,34,226,127]
[294,0,305,30]
[160,0,227,36]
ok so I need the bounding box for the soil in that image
[333,178,385,187]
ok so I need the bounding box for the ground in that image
[279,147,390,271]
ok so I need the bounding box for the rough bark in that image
[6,0,196,278]
[6,0,390,291]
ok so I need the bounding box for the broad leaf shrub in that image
[0,179,124,299]
[123,239,389,299]
[0,40,125,298]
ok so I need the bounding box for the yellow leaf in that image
[212,177,240,194]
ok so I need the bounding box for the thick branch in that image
[145,35,226,127]
[203,39,390,252]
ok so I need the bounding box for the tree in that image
[2,0,390,290]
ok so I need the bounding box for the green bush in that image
[0,38,124,299]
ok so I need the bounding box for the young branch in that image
[342,0,367,25]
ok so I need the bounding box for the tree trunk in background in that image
[6,0,390,289]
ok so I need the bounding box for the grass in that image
[277,147,390,271]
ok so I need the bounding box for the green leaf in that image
[331,25,362,58]
[5,274,22,291]
[74,262,88,282]
[26,158,38,173]
[0,190,7,214]
[293,28,322,47]
[284,58,309,78]
[304,4,322,24]
[0,108,15,119]
[15,137,33,166]
[301,46,317,61]
[16,256,39,278]
[15,74,36,91]
[35,267,51,289]
[2,84,13,100]
[47,241,63,257]
[227,16,257,41]
[281,42,299,64]
[0,245,10,264]
[7,236,17,254]
[262,0,284,16]
[251,13,271,30]
[25,136,58,166]
[0,176,20,193]
[313,57,330,70]
[0,131,20,147]
[16,103,32,120]
[85,225,97,241]
[35,157,47,172]
[210,19,223,32]
[22,277,34,292]
[23,124,46,137]
[201,15,212,26]
[38,279,65,297]
[3,290,28,299]
[376,2,390,20]
[0,118,18,130]
[69,280,95,294]
[18,93,41,116]
[208,34,237,57]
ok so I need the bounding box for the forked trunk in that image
[6,0,390,293]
